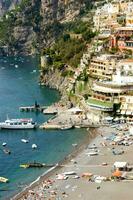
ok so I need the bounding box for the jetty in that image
[20,162,55,169]
[40,109,100,130]
[19,105,47,112]
[40,123,73,130]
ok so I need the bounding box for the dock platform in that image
[20,162,56,168]
[19,106,47,112]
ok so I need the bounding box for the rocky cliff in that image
[0,0,21,16]
[0,0,92,55]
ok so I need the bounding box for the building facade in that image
[88,54,118,80]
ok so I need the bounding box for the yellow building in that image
[126,14,133,27]
[118,95,133,123]
[88,55,117,80]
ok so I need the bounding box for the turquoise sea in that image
[0,56,88,199]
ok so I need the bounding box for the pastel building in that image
[110,26,133,51]
[87,69,133,111]
[118,95,133,124]
[88,54,118,80]
[117,59,133,76]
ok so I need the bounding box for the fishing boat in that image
[0,118,36,129]
[21,139,29,143]
[0,177,9,183]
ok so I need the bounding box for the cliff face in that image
[0,0,90,55]
[40,0,84,23]
[0,0,21,16]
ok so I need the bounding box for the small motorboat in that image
[2,142,7,147]
[72,143,78,147]
[63,171,76,175]
[87,151,98,156]
[61,125,73,130]
[0,177,9,183]
[3,148,11,155]
[21,139,29,143]
[32,144,37,149]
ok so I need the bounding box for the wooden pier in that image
[19,105,47,112]
[20,162,56,168]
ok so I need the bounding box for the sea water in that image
[0,56,88,199]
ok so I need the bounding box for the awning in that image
[126,111,132,115]
[113,117,120,121]
[105,116,113,121]
[121,110,126,115]
[120,116,126,120]
[112,169,122,177]
[114,161,128,168]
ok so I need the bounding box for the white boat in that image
[2,142,7,146]
[87,151,99,156]
[72,143,78,147]
[32,144,37,149]
[61,125,73,130]
[63,171,76,175]
[21,139,29,143]
[15,64,18,68]
[0,118,36,129]
[0,177,9,183]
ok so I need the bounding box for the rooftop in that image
[119,59,133,63]
[91,54,118,61]
[87,98,114,108]
[116,26,133,31]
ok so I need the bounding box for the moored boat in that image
[61,125,73,130]
[32,144,37,149]
[0,177,9,183]
[0,118,36,129]
[2,142,7,146]
[21,139,29,143]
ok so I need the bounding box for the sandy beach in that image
[11,125,133,200]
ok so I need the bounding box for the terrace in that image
[87,98,114,111]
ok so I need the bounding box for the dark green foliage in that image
[82,30,96,41]
[77,69,89,81]
[63,34,70,42]
[0,0,42,47]
[109,47,118,54]
[43,21,64,40]
[63,20,89,34]
[62,69,75,77]
[53,38,85,67]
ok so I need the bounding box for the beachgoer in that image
[97,186,100,190]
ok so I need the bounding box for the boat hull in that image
[0,124,36,129]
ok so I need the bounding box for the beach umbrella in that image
[113,117,120,121]
[112,169,122,177]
